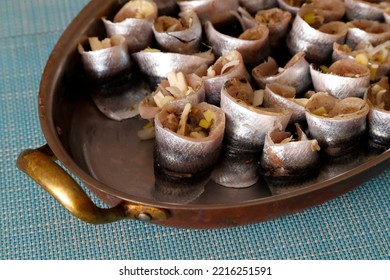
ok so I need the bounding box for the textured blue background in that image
[1,0,389,260]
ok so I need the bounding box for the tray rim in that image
[38,0,390,212]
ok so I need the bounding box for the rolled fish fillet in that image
[204,21,270,66]
[177,0,239,25]
[260,123,320,178]
[344,0,387,21]
[364,77,390,147]
[102,0,158,53]
[332,41,390,81]
[305,92,370,156]
[252,51,311,95]
[346,19,390,49]
[78,35,131,81]
[138,72,205,120]
[154,102,225,174]
[237,7,292,48]
[152,9,202,54]
[286,5,348,63]
[202,50,249,106]
[263,83,308,124]
[220,77,292,152]
[132,48,215,86]
[310,59,371,99]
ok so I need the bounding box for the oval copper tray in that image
[17,0,390,228]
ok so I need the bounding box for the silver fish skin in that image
[305,92,370,156]
[286,5,348,63]
[152,9,202,54]
[344,0,386,21]
[154,102,225,174]
[205,21,270,66]
[211,148,260,188]
[203,50,249,106]
[78,35,132,81]
[238,0,278,14]
[310,59,371,99]
[346,20,390,49]
[132,49,215,85]
[260,123,320,178]
[139,73,205,120]
[332,41,390,81]
[237,7,292,48]
[177,0,239,25]
[252,51,311,95]
[220,77,292,152]
[364,77,390,146]
[102,17,154,53]
[102,0,158,53]
[263,83,307,124]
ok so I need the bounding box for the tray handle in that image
[16,145,169,224]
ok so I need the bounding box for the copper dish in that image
[17,0,390,229]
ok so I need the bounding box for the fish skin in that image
[220,77,292,152]
[260,124,320,178]
[152,9,202,54]
[102,9,157,54]
[286,7,348,63]
[346,20,390,49]
[205,21,270,67]
[263,83,306,124]
[237,7,291,48]
[154,102,225,174]
[364,78,390,146]
[132,50,215,86]
[177,0,239,25]
[344,0,385,21]
[305,92,370,156]
[79,41,132,81]
[203,50,249,106]
[252,51,311,95]
[310,59,371,99]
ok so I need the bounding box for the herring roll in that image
[139,72,205,119]
[252,51,311,95]
[310,59,371,99]
[220,77,292,152]
[78,35,131,81]
[260,123,320,178]
[152,9,202,54]
[102,0,158,53]
[364,77,390,147]
[154,102,225,175]
[305,92,370,156]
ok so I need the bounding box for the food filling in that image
[153,72,195,109]
[162,103,215,138]
[154,15,192,32]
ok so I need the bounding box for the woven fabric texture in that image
[1,0,389,260]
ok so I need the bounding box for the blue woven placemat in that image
[1,0,389,260]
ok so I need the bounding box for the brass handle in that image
[16,145,169,224]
